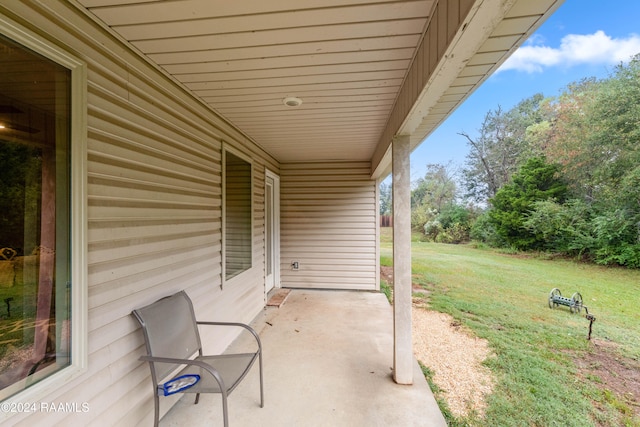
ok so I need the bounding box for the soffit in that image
[75,0,435,163]
[72,0,563,170]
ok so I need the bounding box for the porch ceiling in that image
[73,0,562,174]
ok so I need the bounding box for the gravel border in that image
[412,303,495,418]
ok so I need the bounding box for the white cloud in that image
[498,30,640,73]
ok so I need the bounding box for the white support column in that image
[392,134,413,385]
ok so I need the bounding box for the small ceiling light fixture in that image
[283,96,303,107]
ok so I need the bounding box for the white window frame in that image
[0,14,88,415]
[221,144,254,287]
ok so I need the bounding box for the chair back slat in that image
[133,291,201,380]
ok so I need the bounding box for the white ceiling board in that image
[72,0,564,166]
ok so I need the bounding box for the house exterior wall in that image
[0,2,277,426]
[280,162,379,291]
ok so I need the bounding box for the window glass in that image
[224,151,252,280]
[0,34,71,399]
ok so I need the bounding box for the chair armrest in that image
[196,321,262,352]
[139,355,227,391]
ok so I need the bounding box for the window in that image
[224,150,252,280]
[0,25,85,402]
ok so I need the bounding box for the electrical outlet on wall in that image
[291,261,299,270]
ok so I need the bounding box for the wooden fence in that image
[380,215,393,227]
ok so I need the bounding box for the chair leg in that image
[221,391,229,427]
[153,394,160,427]
[259,352,264,408]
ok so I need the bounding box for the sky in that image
[408,0,640,181]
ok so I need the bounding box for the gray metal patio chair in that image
[132,291,264,427]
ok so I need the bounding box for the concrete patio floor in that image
[160,289,447,426]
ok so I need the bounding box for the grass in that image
[380,279,392,304]
[380,228,640,427]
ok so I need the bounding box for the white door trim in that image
[265,169,281,297]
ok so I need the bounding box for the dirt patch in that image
[380,266,393,282]
[381,266,494,418]
[574,339,640,419]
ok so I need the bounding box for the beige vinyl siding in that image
[280,162,378,290]
[1,2,276,426]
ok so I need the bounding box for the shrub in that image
[412,205,437,231]
[489,157,568,250]
[470,211,503,246]
[436,223,470,244]
[423,220,443,241]
[592,209,640,267]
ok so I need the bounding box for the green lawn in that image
[380,228,640,427]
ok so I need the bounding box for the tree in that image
[411,162,458,230]
[543,77,602,200]
[461,94,551,203]
[489,157,568,250]
[545,56,640,204]
[586,55,640,215]
[411,162,457,211]
[379,180,392,216]
[464,56,640,266]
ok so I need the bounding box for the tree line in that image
[381,54,640,268]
